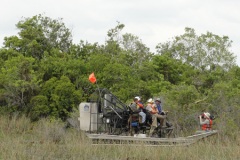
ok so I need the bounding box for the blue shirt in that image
[156,104,162,114]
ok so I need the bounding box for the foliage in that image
[31,76,82,120]
[0,55,38,110]
[3,14,72,60]
[156,27,236,71]
[0,15,239,137]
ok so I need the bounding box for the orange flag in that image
[89,72,97,84]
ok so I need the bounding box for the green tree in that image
[0,55,38,110]
[30,95,49,120]
[156,28,236,91]
[32,76,82,120]
[3,14,72,60]
[152,54,194,85]
[121,33,152,66]
[156,27,236,71]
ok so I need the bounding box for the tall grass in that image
[0,115,240,160]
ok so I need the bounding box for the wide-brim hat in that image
[147,98,154,103]
[204,112,210,119]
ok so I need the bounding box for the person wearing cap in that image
[199,112,213,131]
[155,98,162,114]
[134,96,144,109]
[133,96,146,124]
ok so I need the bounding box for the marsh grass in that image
[0,115,240,160]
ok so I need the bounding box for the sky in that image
[0,0,239,64]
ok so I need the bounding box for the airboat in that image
[78,88,217,146]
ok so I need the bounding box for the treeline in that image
[0,14,240,136]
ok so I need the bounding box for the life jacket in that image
[150,104,158,114]
[137,102,144,109]
[201,119,213,130]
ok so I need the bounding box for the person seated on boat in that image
[147,98,167,127]
[155,98,168,115]
[198,112,213,131]
[155,98,172,127]
[146,98,167,136]
[143,100,153,126]
[129,100,138,113]
[129,96,146,124]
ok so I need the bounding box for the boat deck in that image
[87,130,218,146]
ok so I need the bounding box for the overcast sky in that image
[1,0,239,64]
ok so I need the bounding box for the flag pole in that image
[95,79,101,102]
[90,73,102,133]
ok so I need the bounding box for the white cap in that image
[134,96,141,101]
